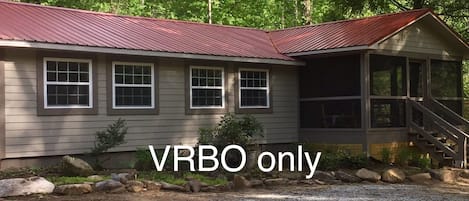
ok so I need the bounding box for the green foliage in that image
[47,176,107,185]
[138,171,227,186]
[92,118,128,154]
[380,147,392,164]
[134,147,174,171]
[318,150,368,171]
[396,147,413,166]
[198,113,264,148]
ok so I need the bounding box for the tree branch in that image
[390,0,411,11]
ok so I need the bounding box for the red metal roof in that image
[269,9,430,55]
[0,1,292,61]
[0,1,437,60]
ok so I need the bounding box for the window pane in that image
[431,60,462,97]
[58,72,67,82]
[69,62,78,71]
[371,99,406,128]
[191,68,222,87]
[79,63,89,72]
[300,55,361,98]
[46,61,57,71]
[370,55,406,96]
[192,89,222,107]
[300,99,361,128]
[46,84,90,106]
[58,62,68,71]
[79,73,89,82]
[115,75,123,84]
[115,87,152,107]
[241,89,267,107]
[115,65,123,73]
[69,73,78,82]
[47,72,57,81]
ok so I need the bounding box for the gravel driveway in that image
[6,183,469,201]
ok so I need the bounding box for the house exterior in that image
[0,1,468,168]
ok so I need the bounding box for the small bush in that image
[380,147,392,164]
[198,113,264,148]
[318,150,368,170]
[396,147,413,166]
[135,147,174,171]
[91,118,128,169]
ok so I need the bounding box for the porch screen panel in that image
[299,55,361,128]
[370,54,406,128]
[431,60,463,115]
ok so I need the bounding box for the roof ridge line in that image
[268,8,431,33]
[0,0,266,32]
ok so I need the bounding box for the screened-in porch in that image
[299,52,464,154]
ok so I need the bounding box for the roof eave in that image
[0,40,305,66]
[285,45,369,57]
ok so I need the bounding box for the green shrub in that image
[396,147,412,166]
[90,118,128,169]
[135,147,174,171]
[198,113,264,148]
[380,147,392,164]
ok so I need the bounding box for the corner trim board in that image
[0,49,5,162]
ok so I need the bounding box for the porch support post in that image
[423,57,432,130]
[361,52,370,154]
[0,49,5,169]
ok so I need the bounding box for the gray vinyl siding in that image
[377,20,463,57]
[3,48,299,158]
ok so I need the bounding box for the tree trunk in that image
[303,0,312,25]
[208,0,212,24]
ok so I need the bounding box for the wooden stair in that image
[407,98,468,168]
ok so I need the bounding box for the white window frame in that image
[112,61,155,109]
[239,68,270,109]
[190,66,225,109]
[43,57,93,109]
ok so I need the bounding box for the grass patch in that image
[139,171,228,186]
[47,176,107,185]
[184,172,227,186]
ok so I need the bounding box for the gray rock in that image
[299,180,316,185]
[62,155,94,176]
[0,177,55,197]
[313,171,336,181]
[249,179,263,187]
[160,181,185,191]
[278,172,304,180]
[54,184,93,195]
[264,178,288,186]
[408,173,432,183]
[111,173,135,184]
[95,179,125,193]
[141,180,161,191]
[184,179,202,193]
[335,170,361,183]
[355,168,381,182]
[429,169,457,183]
[382,168,406,183]
[233,174,250,190]
[126,180,144,193]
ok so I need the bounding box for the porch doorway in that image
[409,60,425,100]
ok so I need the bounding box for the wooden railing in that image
[430,98,469,131]
[408,99,468,168]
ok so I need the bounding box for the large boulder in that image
[233,174,250,190]
[95,179,125,193]
[0,177,55,197]
[126,180,144,193]
[355,168,381,182]
[160,181,185,191]
[184,179,202,193]
[62,155,94,176]
[382,168,406,183]
[429,169,457,183]
[409,173,432,184]
[335,170,361,183]
[54,184,93,195]
[313,170,336,181]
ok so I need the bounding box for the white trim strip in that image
[0,40,305,66]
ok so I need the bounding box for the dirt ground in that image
[3,182,469,201]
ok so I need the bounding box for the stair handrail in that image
[408,99,467,168]
[430,98,469,130]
